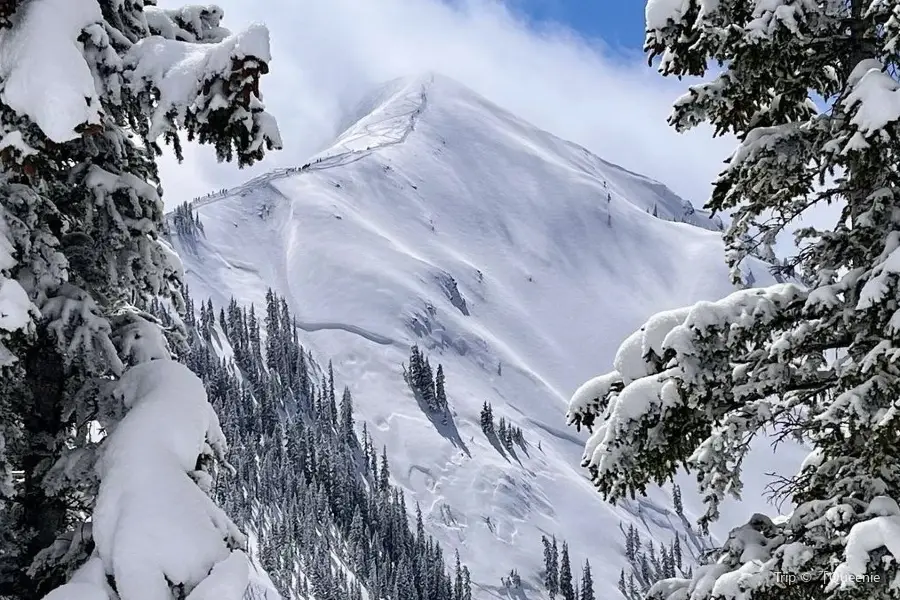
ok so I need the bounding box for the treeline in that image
[404,345,450,420]
[617,523,690,600]
[540,536,595,600]
[169,201,205,237]
[176,286,472,600]
[191,187,231,202]
[479,402,525,451]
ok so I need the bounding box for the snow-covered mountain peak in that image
[171,75,784,596]
[314,74,430,163]
[319,72,720,231]
[332,72,451,137]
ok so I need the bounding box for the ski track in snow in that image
[524,417,586,447]
[190,76,429,211]
[293,321,399,346]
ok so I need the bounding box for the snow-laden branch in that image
[0,0,281,165]
[125,23,282,166]
[568,271,900,600]
[627,2,900,599]
[0,0,103,143]
[568,284,814,516]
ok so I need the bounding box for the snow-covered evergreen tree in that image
[580,559,594,600]
[542,535,558,597]
[0,2,280,597]
[568,2,900,599]
[624,525,637,563]
[671,484,683,517]
[435,363,448,413]
[480,402,494,435]
[559,542,575,600]
[340,386,355,443]
[170,201,204,238]
[405,346,455,428]
[549,536,560,597]
[462,565,472,600]
[379,446,390,493]
[454,549,464,600]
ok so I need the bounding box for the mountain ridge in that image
[183,73,719,231]
[168,73,799,597]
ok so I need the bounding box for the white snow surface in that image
[171,74,806,594]
[0,0,103,142]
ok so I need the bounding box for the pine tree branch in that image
[0,0,21,28]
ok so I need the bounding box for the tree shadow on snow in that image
[412,393,471,457]
[476,581,535,600]
[514,441,530,459]
[505,586,532,600]
[485,431,511,463]
[483,430,524,466]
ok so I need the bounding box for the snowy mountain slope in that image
[170,74,804,596]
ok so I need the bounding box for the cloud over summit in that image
[159,0,733,209]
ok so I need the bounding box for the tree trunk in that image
[2,335,70,599]
[843,0,876,230]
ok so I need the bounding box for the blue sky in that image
[512,0,645,50]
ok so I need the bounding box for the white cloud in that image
[158,0,735,210]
